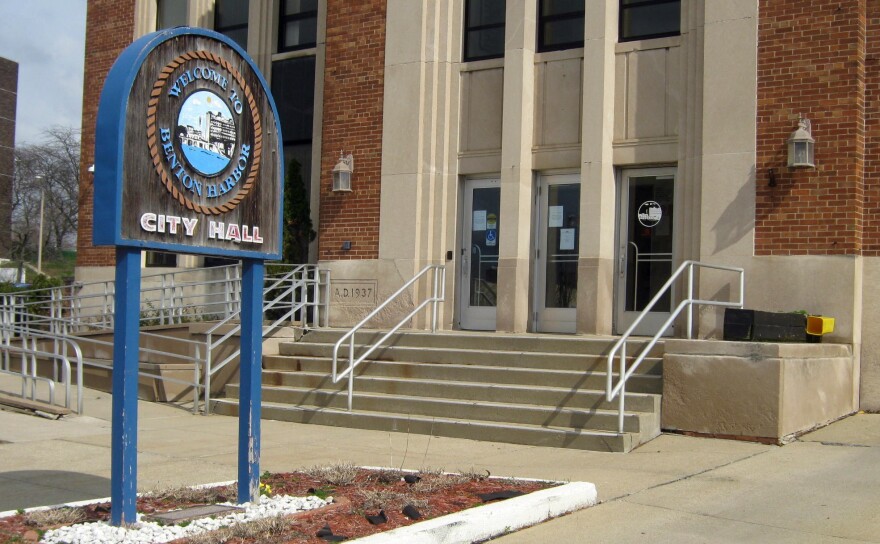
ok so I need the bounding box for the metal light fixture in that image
[787,117,815,168]
[331,152,354,192]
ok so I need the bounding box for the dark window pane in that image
[281,18,318,50]
[145,251,177,267]
[157,0,187,29]
[537,0,583,51]
[540,17,584,49]
[541,0,584,17]
[620,0,680,41]
[214,0,249,49]
[464,0,506,61]
[281,0,318,16]
[467,0,505,27]
[215,0,249,28]
[278,0,318,51]
[465,27,505,61]
[271,56,316,144]
[220,26,248,49]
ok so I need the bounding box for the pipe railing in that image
[0,263,330,415]
[606,260,745,434]
[332,264,445,411]
[202,264,328,412]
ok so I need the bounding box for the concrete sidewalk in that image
[1,378,878,542]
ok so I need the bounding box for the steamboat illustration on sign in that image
[146,49,263,217]
[177,90,236,176]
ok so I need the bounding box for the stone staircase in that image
[212,329,664,452]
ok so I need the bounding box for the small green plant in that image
[308,486,334,500]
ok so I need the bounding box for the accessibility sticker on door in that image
[486,229,497,246]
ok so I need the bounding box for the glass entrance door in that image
[615,168,676,335]
[460,179,500,330]
[535,174,580,333]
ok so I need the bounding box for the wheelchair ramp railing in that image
[0,263,330,414]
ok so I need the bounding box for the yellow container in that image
[806,316,835,336]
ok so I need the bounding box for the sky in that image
[0,0,87,146]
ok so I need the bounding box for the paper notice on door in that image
[548,206,564,228]
[560,228,576,250]
[473,210,487,231]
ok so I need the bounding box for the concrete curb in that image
[0,478,598,544]
[349,481,597,544]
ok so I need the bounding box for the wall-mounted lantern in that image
[787,117,815,168]
[332,152,354,192]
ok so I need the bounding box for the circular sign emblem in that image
[637,201,662,228]
[146,50,263,215]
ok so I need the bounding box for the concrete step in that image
[212,399,637,452]
[220,328,665,452]
[292,329,664,358]
[261,370,660,412]
[262,358,661,394]
[267,348,663,375]
[226,383,655,437]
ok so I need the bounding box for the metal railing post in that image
[687,263,694,340]
[204,331,213,415]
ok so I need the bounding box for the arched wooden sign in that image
[93,27,282,525]
[94,27,282,259]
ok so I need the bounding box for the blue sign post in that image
[94,28,283,524]
[109,248,142,524]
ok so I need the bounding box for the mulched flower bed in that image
[0,465,557,543]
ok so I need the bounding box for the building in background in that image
[76,0,880,411]
[0,56,17,260]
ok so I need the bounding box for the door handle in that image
[619,246,626,278]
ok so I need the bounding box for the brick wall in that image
[865,1,880,255]
[0,57,16,259]
[756,0,866,256]
[76,0,135,268]
[318,0,386,261]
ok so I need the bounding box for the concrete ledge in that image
[663,340,855,442]
[349,481,597,544]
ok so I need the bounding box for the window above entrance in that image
[278,0,318,52]
[619,0,680,42]
[464,0,506,62]
[537,0,584,53]
[214,0,249,49]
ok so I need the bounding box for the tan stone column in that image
[133,0,156,38]
[496,0,537,333]
[577,0,617,335]
[247,0,277,76]
[188,0,213,28]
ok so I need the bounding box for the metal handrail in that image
[332,264,446,411]
[606,260,745,434]
[202,264,327,411]
[0,263,330,415]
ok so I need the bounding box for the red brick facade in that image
[76,0,134,268]
[756,0,867,256]
[317,0,386,261]
[865,1,880,255]
[0,57,17,259]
